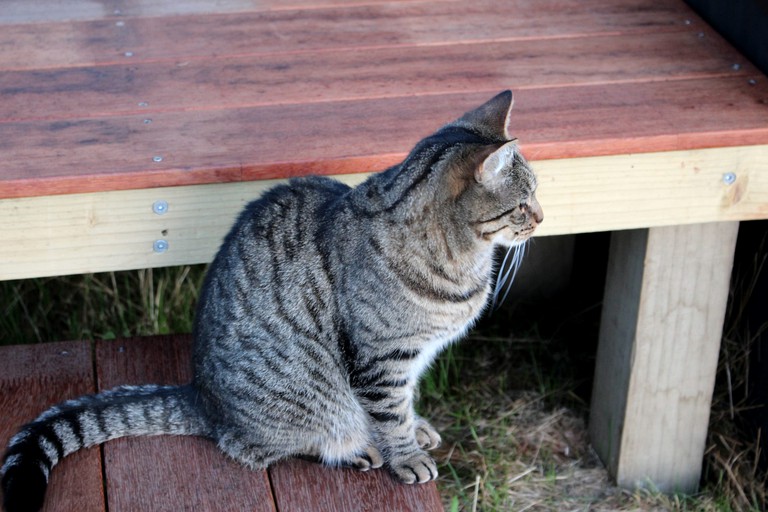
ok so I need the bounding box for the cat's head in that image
[443,91,543,247]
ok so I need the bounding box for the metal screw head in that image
[684,19,692,25]
[153,239,169,253]
[124,51,134,57]
[152,155,163,163]
[116,21,125,27]
[732,63,741,71]
[748,79,757,86]
[722,172,737,185]
[152,200,169,215]
[143,118,152,124]
[138,101,149,107]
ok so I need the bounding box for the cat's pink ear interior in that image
[457,90,514,140]
[474,140,517,184]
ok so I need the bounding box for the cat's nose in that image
[530,197,543,224]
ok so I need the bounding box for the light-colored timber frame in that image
[2,145,765,280]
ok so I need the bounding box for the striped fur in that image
[2,91,542,511]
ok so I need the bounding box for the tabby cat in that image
[1,90,542,512]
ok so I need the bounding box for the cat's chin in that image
[496,233,535,248]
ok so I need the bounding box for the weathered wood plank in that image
[1,144,764,280]
[589,222,740,493]
[96,335,276,512]
[1,76,767,200]
[0,341,104,512]
[0,30,753,123]
[270,458,443,512]
[0,0,696,70]
[0,0,437,24]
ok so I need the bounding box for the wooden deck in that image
[0,335,443,511]
[1,0,767,279]
[1,0,768,501]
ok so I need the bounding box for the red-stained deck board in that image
[270,458,444,512]
[0,0,443,25]
[2,75,767,199]
[0,0,695,71]
[2,0,768,201]
[0,30,751,123]
[95,335,277,512]
[0,336,443,510]
[0,342,104,512]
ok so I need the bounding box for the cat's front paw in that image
[347,445,384,472]
[414,418,441,451]
[388,450,438,484]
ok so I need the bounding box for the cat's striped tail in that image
[1,384,209,512]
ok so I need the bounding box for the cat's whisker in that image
[492,240,528,311]
[491,245,514,310]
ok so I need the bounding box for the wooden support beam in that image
[589,221,739,493]
[1,145,765,281]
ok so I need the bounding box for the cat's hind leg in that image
[341,444,384,471]
[301,401,384,472]
[304,442,384,472]
[311,418,384,472]
[215,430,284,470]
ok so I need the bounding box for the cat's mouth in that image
[508,224,539,245]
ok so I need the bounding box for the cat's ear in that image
[475,140,517,184]
[457,90,514,141]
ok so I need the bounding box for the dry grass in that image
[419,329,744,511]
[415,228,768,511]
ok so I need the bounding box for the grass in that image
[0,266,206,345]
[1,233,766,511]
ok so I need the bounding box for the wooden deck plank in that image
[1,76,766,200]
[0,341,105,512]
[0,0,438,24]
[0,0,696,70]
[270,458,443,512]
[95,335,276,512]
[0,29,753,123]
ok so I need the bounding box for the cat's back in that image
[194,176,350,355]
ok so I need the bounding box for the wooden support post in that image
[589,222,739,493]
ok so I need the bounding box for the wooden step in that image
[0,336,443,511]
[2,0,768,199]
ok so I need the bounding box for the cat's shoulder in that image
[257,176,350,204]
[289,175,352,197]
[237,176,350,223]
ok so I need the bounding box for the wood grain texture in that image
[590,222,740,493]
[0,341,104,512]
[0,0,436,24]
[1,0,768,199]
[1,144,765,280]
[270,458,443,512]
[0,0,696,71]
[1,30,753,123]
[96,335,276,512]
[1,76,768,200]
